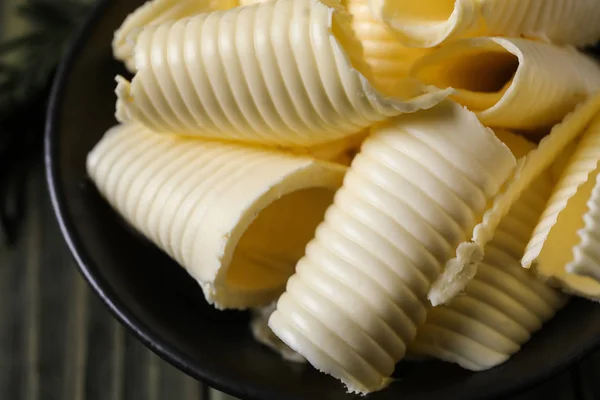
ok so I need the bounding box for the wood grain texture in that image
[0,166,204,400]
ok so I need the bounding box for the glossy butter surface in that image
[343,0,431,96]
[112,0,237,71]
[269,102,516,394]
[411,171,567,370]
[115,0,452,148]
[468,92,600,255]
[523,114,600,299]
[370,0,600,48]
[411,37,600,131]
[427,129,535,305]
[86,124,345,309]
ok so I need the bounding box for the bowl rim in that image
[42,1,253,398]
[44,1,600,399]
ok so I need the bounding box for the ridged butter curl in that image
[343,0,431,96]
[523,114,600,300]
[112,0,237,72]
[115,0,452,148]
[410,171,567,370]
[369,0,600,48]
[428,93,600,307]
[411,37,600,131]
[87,124,346,309]
[269,101,516,394]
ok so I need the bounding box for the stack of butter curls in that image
[88,0,600,394]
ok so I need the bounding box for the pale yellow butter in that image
[112,0,237,72]
[115,0,452,148]
[269,101,516,394]
[411,168,567,370]
[458,87,600,268]
[370,0,600,48]
[287,130,367,167]
[86,124,345,309]
[427,129,535,305]
[343,0,431,96]
[428,94,600,306]
[411,37,600,131]
[523,114,600,300]
[493,129,536,159]
[569,173,600,283]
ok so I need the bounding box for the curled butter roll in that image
[410,170,568,371]
[411,37,600,131]
[369,0,600,48]
[428,93,600,307]
[115,0,452,148]
[86,124,345,309]
[473,92,600,248]
[522,114,600,299]
[343,0,431,96]
[268,101,516,394]
[112,0,237,72]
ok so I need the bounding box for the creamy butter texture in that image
[411,144,567,370]
[95,0,600,394]
[112,0,237,72]
[114,0,452,148]
[411,37,600,131]
[569,174,600,284]
[370,0,600,48]
[343,0,431,96]
[86,124,345,309]
[427,129,538,305]
[459,92,600,273]
[523,114,600,299]
[268,102,516,393]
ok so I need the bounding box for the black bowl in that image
[45,1,600,399]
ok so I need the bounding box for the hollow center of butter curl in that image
[379,0,455,23]
[536,166,600,296]
[414,47,518,111]
[226,188,334,291]
[493,129,536,159]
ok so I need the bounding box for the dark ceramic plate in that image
[45,1,600,399]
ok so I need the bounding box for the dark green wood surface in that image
[0,167,207,400]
